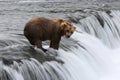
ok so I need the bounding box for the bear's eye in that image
[66,30,69,32]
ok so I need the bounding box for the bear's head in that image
[55,19,76,38]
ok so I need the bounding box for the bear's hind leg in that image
[35,40,47,52]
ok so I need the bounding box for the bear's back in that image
[24,17,60,41]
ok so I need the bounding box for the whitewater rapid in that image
[0,3,120,79]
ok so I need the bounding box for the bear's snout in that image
[67,35,70,38]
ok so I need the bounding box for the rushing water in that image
[1,0,120,80]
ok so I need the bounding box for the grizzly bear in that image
[24,17,76,52]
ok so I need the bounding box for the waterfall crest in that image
[1,10,120,80]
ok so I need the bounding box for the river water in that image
[0,0,120,80]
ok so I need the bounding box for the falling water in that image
[78,10,120,48]
[1,2,120,79]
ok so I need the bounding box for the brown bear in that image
[24,17,76,52]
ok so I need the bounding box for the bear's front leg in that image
[35,40,47,52]
[50,39,60,50]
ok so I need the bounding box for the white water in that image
[71,10,120,80]
[0,62,24,80]
[1,10,120,80]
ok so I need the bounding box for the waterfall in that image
[1,10,120,80]
[78,10,120,48]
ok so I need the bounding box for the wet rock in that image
[94,13,104,27]
[28,47,64,64]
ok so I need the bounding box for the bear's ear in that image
[58,19,64,23]
[60,22,67,30]
[53,19,64,23]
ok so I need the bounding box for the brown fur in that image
[24,17,76,52]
